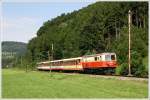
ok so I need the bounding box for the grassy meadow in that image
[2,69,148,98]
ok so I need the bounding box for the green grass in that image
[2,69,148,98]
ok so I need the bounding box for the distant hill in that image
[2,41,27,58]
[2,41,27,68]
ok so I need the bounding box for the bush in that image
[115,65,122,75]
[131,51,147,77]
[120,63,129,75]
[116,51,148,77]
[115,63,128,75]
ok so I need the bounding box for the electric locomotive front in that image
[81,53,117,69]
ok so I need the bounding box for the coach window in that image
[95,57,98,61]
[63,61,66,66]
[60,61,63,66]
[55,62,57,66]
[99,56,102,61]
[59,61,61,66]
[71,61,74,65]
[78,59,81,64]
[74,60,76,65]
[78,60,80,64]
[79,59,81,62]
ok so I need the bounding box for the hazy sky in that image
[2,2,94,43]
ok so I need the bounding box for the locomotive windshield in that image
[105,54,116,61]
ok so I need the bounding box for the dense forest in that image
[15,2,148,77]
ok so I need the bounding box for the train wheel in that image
[104,68,114,75]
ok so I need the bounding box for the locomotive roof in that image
[82,52,116,57]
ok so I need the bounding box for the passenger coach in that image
[37,53,117,71]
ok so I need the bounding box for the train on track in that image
[37,52,118,73]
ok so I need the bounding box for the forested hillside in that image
[27,2,148,77]
[2,41,27,67]
[2,41,27,56]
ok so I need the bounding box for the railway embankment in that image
[62,72,148,82]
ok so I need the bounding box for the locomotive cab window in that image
[105,54,116,61]
[105,55,111,61]
[111,55,115,60]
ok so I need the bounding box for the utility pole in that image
[128,10,132,76]
[48,43,53,77]
[48,50,51,74]
[51,43,53,77]
[52,43,53,60]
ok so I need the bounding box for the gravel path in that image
[62,72,148,81]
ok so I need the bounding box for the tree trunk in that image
[135,10,139,27]
[139,18,142,28]
[115,17,118,39]
[118,21,120,39]
[143,16,145,28]
[108,33,111,51]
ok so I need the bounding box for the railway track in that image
[61,72,148,81]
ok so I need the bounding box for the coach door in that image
[75,59,80,70]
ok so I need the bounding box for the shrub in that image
[115,65,122,75]
[131,51,147,77]
[120,63,128,75]
[116,51,148,77]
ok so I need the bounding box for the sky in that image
[2,2,94,43]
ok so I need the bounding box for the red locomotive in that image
[37,53,117,72]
